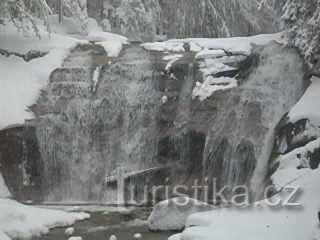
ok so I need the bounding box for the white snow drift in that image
[0,199,89,240]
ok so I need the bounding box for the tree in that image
[62,0,89,34]
[0,0,89,36]
[0,0,52,37]
[282,0,320,71]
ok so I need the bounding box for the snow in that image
[0,199,89,240]
[147,197,214,231]
[142,33,284,55]
[0,18,128,130]
[109,234,117,240]
[161,95,168,104]
[173,75,320,240]
[192,76,238,101]
[133,233,142,239]
[0,48,76,130]
[85,18,128,58]
[195,49,226,59]
[68,236,82,240]
[289,76,320,126]
[96,40,124,58]
[0,173,10,199]
[0,22,82,130]
[144,33,284,101]
[177,164,320,240]
[65,227,75,236]
[162,54,183,71]
[68,237,83,240]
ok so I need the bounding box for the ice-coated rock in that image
[147,197,215,231]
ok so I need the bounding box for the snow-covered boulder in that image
[147,197,214,231]
[65,227,75,236]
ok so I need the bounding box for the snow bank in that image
[289,76,320,126]
[0,47,77,130]
[142,33,283,55]
[147,197,214,231]
[0,22,82,130]
[86,18,128,57]
[0,199,89,240]
[177,165,320,240]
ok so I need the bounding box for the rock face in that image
[98,0,280,41]
[0,126,43,201]
[147,197,214,231]
[29,43,162,202]
[201,44,305,200]
[0,40,305,203]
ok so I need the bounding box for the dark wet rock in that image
[0,48,47,61]
[0,126,43,202]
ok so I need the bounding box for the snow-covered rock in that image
[68,237,83,240]
[0,199,89,240]
[142,33,283,55]
[109,234,117,240]
[133,233,142,239]
[147,197,214,231]
[65,227,75,236]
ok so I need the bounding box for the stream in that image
[30,205,176,240]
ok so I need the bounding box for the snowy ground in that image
[0,199,89,240]
[170,76,320,240]
[0,17,127,130]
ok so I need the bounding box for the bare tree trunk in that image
[58,0,63,23]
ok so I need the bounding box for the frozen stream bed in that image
[29,205,176,240]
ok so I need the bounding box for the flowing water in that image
[30,205,176,240]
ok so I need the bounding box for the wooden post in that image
[58,0,63,24]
